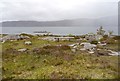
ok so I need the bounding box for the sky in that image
[0,0,119,22]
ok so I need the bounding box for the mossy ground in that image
[1,36,119,79]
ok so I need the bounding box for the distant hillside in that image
[1,16,117,27]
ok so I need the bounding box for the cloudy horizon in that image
[0,0,119,22]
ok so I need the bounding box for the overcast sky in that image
[0,0,119,22]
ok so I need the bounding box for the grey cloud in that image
[0,0,118,22]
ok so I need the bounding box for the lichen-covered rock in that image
[18,48,27,52]
[25,41,32,45]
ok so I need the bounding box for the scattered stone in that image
[80,42,90,46]
[84,43,96,50]
[18,48,27,52]
[22,36,30,39]
[88,51,94,54]
[71,48,76,53]
[1,40,5,43]
[25,41,32,45]
[68,44,76,47]
[108,50,120,56]
[97,49,101,51]
[73,46,77,49]
[68,43,79,47]
[1,34,30,42]
[99,43,107,46]
[80,48,86,51]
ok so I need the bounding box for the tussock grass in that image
[1,37,119,79]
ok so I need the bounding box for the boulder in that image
[18,48,27,52]
[1,40,5,43]
[71,48,76,53]
[98,43,107,46]
[68,44,76,47]
[80,48,86,51]
[108,50,120,56]
[25,41,32,45]
[80,42,90,46]
[73,46,78,49]
[84,43,96,50]
[88,51,94,54]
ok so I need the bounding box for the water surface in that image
[2,26,118,35]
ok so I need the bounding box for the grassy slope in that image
[0,44,2,79]
[1,37,119,79]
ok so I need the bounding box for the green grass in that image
[2,37,74,51]
[2,52,118,79]
[1,36,119,79]
[104,44,120,51]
